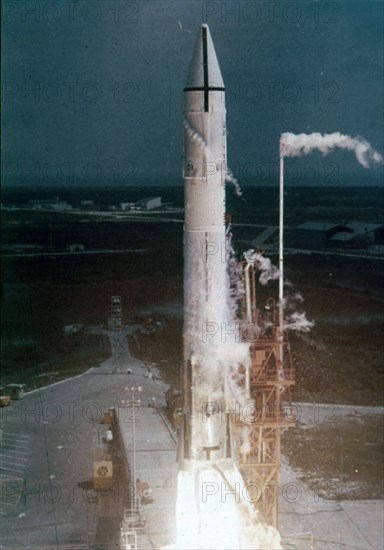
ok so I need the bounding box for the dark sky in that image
[2,0,383,186]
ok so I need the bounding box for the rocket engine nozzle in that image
[178,404,233,467]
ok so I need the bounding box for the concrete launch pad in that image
[114,351,178,548]
[280,458,383,549]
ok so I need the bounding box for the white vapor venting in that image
[282,283,314,333]
[244,250,314,334]
[225,167,243,196]
[183,117,209,152]
[284,311,314,333]
[280,132,383,168]
[244,249,280,286]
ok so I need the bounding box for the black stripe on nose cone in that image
[183,27,226,103]
[202,26,209,112]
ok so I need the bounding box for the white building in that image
[67,244,85,253]
[30,198,72,211]
[80,200,95,208]
[119,202,136,211]
[137,196,161,210]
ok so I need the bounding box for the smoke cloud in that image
[280,132,383,168]
[282,283,314,333]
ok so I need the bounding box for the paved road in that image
[0,249,147,258]
[0,327,145,549]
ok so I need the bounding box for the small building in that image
[51,202,72,211]
[293,222,348,250]
[329,222,384,248]
[6,383,26,400]
[294,221,384,250]
[67,244,85,253]
[30,198,72,211]
[137,196,161,210]
[80,200,95,208]
[63,323,83,334]
[119,202,135,211]
[30,198,59,209]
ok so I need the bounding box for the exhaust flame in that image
[280,132,383,168]
[165,464,282,550]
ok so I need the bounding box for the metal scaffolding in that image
[232,261,296,528]
[111,295,122,342]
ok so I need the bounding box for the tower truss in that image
[232,261,296,528]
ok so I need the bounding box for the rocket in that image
[181,24,232,465]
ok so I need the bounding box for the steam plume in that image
[183,117,208,151]
[244,249,280,285]
[225,167,243,196]
[280,132,383,168]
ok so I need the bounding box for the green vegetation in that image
[1,186,383,403]
[1,331,111,391]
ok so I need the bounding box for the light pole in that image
[278,152,285,375]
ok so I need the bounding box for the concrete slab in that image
[279,459,383,549]
[341,500,384,550]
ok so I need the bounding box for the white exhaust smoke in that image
[225,167,243,196]
[280,132,383,168]
[244,249,280,286]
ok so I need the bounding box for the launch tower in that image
[232,263,296,528]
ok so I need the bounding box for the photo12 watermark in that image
[2,161,140,184]
[202,1,340,25]
[183,160,340,186]
[201,478,340,504]
[3,1,139,24]
[2,81,140,104]
[0,399,143,425]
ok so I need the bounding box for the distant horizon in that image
[2,180,384,190]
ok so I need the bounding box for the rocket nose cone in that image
[185,24,224,88]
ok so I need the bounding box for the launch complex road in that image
[0,326,178,549]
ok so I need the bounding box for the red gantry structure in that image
[231,258,296,529]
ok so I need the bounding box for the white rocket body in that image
[181,25,231,464]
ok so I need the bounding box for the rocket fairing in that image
[181,24,231,464]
